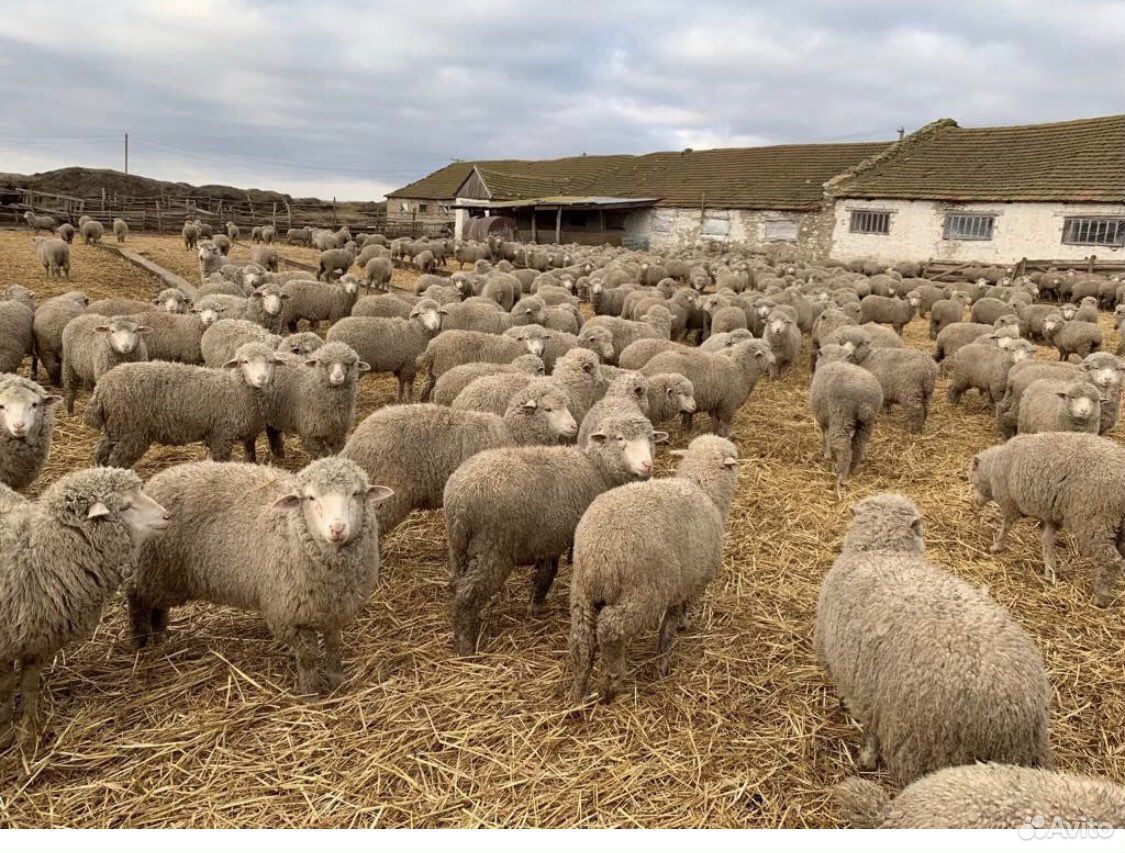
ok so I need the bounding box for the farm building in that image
[386,143,892,251]
[827,114,1125,266]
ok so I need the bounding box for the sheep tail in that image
[567,595,598,700]
[830,778,890,828]
[83,388,105,430]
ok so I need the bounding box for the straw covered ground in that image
[1,230,1122,828]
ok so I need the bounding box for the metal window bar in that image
[850,210,890,234]
[1063,218,1124,246]
[944,214,995,241]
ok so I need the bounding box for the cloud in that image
[1,0,1120,200]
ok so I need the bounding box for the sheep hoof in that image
[989,541,1004,554]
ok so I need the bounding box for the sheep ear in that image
[222,358,241,369]
[95,324,110,333]
[251,292,263,299]
[911,517,924,537]
[653,431,669,444]
[304,358,319,368]
[669,449,686,458]
[366,485,395,505]
[41,394,63,406]
[273,493,302,510]
[86,501,111,520]
[439,308,450,315]
[137,325,152,333]
[357,361,371,373]
[521,398,538,413]
[722,456,738,469]
[587,431,608,445]
[281,293,292,300]
[1055,390,1069,399]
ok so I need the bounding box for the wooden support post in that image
[271,202,278,229]
[555,207,562,244]
[1088,254,1096,273]
[155,201,163,232]
[332,197,337,229]
[531,207,538,243]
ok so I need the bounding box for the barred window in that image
[764,220,798,242]
[849,210,890,235]
[943,213,995,241]
[1062,217,1124,246]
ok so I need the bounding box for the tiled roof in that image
[837,115,1125,203]
[387,142,891,210]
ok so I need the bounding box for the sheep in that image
[1017,378,1101,435]
[0,375,61,490]
[617,338,689,370]
[1,467,169,743]
[252,244,280,272]
[317,248,355,282]
[281,276,361,332]
[326,299,443,402]
[582,312,671,363]
[810,307,856,370]
[932,321,1008,362]
[363,256,393,291]
[56,223,76,244]
[80,220,104,245]
[697,328,755,353]
[444,413,663,655]
[129,458,388,693]
[763,308,802,379]
[152,287,191,314]
[928,294,968,338]
[33,236,70,279]
[1082,351,1124,433]
[84,341,281,467]
[200,318,280,367]
[996,357,1097,438]
[197,221,214,239]
[833,764,1125,829]
[122,310,207,363]
[286,226,313,246]
[969,297,1011,325]
[569,434,738,701]
[836,327,938,432]
[1018,303,1060,342]
[23,211,57,233]
[264,342,368,459]
[859,295,916,335]
[61,315,150,413]
[31,291,88,384]
[211,233,233,255]
[575,371,651,446]
[226,221,240,241]
[970,432,1125,604]
[1060,296,1099,324]
[340,382,577,533]
[182,221,200,249]
[643,340,774,437]
[352,292,416,320]
[0,299,34,375]
[431,355,545,406]
[815,493,1050,784]
[440,299,517,334]
[451,371,545,415]
[197,241,225,283]
[416,328,544,401]
[112,218,129,243]
[260,225,276,244]
[277,332,324,358]
[946,336,1036,405]
[1043,313,1103,361]
[85,297,155,316]
[810,344,883,494]
[641,372,697,429]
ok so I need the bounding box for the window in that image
[399,201,411,213]
[565,211,588,228]
[763,220,798,242]
[943,213,995,241]
[418,203,428,214]
[1062,217,1124,246]
[849,210,890,235]
[701,217,730,236]
[603,211,627,231]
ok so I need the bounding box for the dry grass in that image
[1,231,1122,828]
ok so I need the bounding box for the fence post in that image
[272,203,277,229]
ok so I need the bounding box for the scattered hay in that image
[1,233,1121,827]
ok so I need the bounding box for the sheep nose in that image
[11,421,26,432]
[638,459,653,475]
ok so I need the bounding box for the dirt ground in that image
[1,230,1122,828]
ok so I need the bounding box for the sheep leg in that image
[1040,521,1059,584]
[129,595,156,648]
[857,729,879,771]
[321,629,345,690]
[818,424,831,460]
[680,411,694,432]
[107,438,148,468]
[209,436,234,462]
[529,558,559,617]
[909,398,927,433]
[851,419,874,475]
[709,410,730,438]
[266,426,286,460]
[830,425,854,494]
[289,626,323,695]
[595,602,644,702]
[16,657,42,745]
[452,553,504,656]
[62,364,77,415]
[655,603,685,678]
[568,599,599,702]
[990,505,1019,553]
[94,435,114,466]
[242,437,258,464]
[1075,527,1124,607]
[419,374,436,402]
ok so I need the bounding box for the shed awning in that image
[451,196,660,210]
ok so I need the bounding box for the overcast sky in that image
[2,1,1122,200]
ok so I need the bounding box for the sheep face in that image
[0,381,60,438]
[1084,358,1124,393]
[1042,314,1064,339]
[121,486,172,540]
[253,285,286,316]
[223,344,280,390]
[309,344,367,387]
[1062,384,1100,424]
[276,460,392,547]
[409,302,442,333]
[98,318,148,355]
[586,417,663,480]
[1061,304,1077,321]
[513,329,547,357]
[522,388,577,439]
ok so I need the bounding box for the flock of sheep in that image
[2,214,1124,828]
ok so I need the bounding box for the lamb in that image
[833,764,1125,829]
[440,299,517,334]
[946,336,1036,405]
[32,291,88,383]
[1060,296,1099,324]
[431,354,545,406]
[932,322,1004,362]
[416,328,544,401]
[260,225,276,244]
[550,348,606,424]
[326,299,443,402]
[763,308,802,379]
[0,299,34,375]
[444,413,663,655]
[317,247,355,281]
[1043,314,1103,361]
[56,223,76,244]
[80,220,104,245]
[928,295,968,338]
[282,276,361,331]
[196,241,224,283]
[277,331,324,357]
[575,371,651,446]
[0,375,61,490]
[130,458,389,693]
[617,338,688,370]
[582,312,671,363]
[226,221,240,241]
[569,434,738,701]
[152,287,191,314]
[996,357,1096,438]
[340,382,578,532]
[23,211,57,233]
[697,328,755,353]
[1017,378,1101,434]
[61,315,150,413]
[836,327,938,432]
[815,493,1050,784]
[200,318,280,367]
[810,344,883,494]
[970,432,1125,604]
[969,297,1011,325]
[84,341,281,467]
[122,310,208,363]
[363,256,394,291]
[252,245,280,272]
[643,340,774,436]
[263,342,367,460]
[859,295,916,335]
[33,236,70,278]
[85,297,155,316]
[113,218,129,242]
[1,467,169,744]
[182,221,200,249]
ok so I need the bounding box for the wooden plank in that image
[94,244,197,297]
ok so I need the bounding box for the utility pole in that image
[124,132,129,174]
[897,126,905,141]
